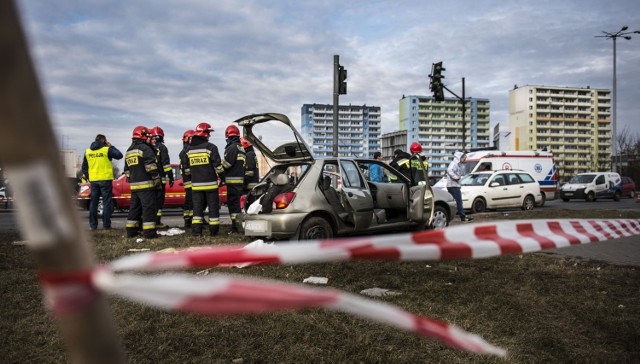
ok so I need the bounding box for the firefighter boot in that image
[209,225,219,236]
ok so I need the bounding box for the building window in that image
[529,106,533,110]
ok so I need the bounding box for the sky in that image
[14,0,640,163]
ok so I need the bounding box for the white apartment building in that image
[509,85,611,180]
[399,95,491,174]
[301,104,381,158]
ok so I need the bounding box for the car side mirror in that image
[490,182,500,187]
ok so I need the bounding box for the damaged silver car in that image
[236,113,447,240]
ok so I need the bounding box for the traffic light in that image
[429,61,445,101]
[338,65,347,95]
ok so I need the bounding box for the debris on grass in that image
[303,276,329,284]
[158,228,185,236]
[360,288,402,297]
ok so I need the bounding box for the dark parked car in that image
[236,113,447,240]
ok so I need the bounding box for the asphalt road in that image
[1,199,638,266]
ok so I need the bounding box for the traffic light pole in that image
[442,78,467,152]
[333,55,339,157]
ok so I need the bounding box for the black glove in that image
[169,177,174,188]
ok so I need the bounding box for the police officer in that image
[124,126,160,238]
[183,122,223,236]
[221,125,246,234]
[81,134,123,230]
[150,126,174,228]
[179,129,195,228]
[241,137,259,193]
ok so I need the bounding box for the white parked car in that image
[460,170,543,213]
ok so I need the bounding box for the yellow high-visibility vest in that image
[85,146,114,181]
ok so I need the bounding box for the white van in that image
[559,172,622,202]
[461,150,558,205]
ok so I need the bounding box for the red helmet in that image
[410,142,423,154]
[194,122,213,138]
[132,126,150,139]
[150,126,164,138]
[182,129,195,143]
[225,124,240,138]
[240,137,252,149]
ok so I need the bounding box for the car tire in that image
[522,195,535,211]
[562,198,570,202]
[613,191,621,202]
[471,198,485,214]
[631,190,636,199]
[299,216,333,240]
[585,192,595,202]
[536,192,546,207]
[430,205,449,229]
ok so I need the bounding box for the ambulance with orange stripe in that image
[460,150,558,206]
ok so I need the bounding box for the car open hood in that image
[233,113,314,163]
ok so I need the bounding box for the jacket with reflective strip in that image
[221,138,246,185]
[185,139,222,191]
[123,140,159,191]
[244,148,259,189]
[179,147,191,189]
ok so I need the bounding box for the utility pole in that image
[332,55,347,157]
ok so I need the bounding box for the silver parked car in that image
[236,113,455,240]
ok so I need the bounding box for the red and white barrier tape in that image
[110,219,640,271]
[38,219,640,357]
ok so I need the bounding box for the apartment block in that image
[509,85,611,179]
[301,104,381,158]
[398,95,491,174]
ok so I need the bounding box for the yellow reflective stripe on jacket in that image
[130,181,155,190]
[192,181,219,191]
[225,176,244,184]
[183,181,192,188]
[85,146,113,181]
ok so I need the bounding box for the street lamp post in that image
[596,26,640,172]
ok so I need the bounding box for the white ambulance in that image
[460,150,558,205]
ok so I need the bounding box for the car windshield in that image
[460,161,478,175]
[569,174,595,184]
[460,173,490,186]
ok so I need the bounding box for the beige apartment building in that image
[509,85,611,180]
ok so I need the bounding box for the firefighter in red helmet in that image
[241,137,259,193]
[222,124,246,233]
[182,122,223,236]
[179,129,195,228]
[150,126,174,227]
[123,126,161,238]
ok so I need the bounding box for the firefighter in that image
[150,126,174,228]
[221,125,246,234]
[409,142,427,185]
[179,129,195,228]
[183,122,223,236]
[124,126,160,238]
[390,148,411,180]
[241,137,259,193]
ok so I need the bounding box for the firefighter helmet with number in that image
[150,126,164,138]
[132,126,150,139]
[225,124,240,138]
[183,129,195,143]
[410,142,423,154]
[240,137,252,149]
[194,122,213,138]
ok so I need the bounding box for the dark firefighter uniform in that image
[243,144,259,193]
[184,135,223,236]
[179,140,193,228]
[221,135,246,233]
[124,135,160,238]
[390,149,411,180]
[154,140,173,226]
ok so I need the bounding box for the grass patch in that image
[1,210,640,363]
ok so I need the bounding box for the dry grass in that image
[1,209,640,363]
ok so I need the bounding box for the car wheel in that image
[430,205,449,229]
[613,191,621,202]
[562,198,570,202]
[299,216,333,240]
[585,192,595,202]
[471,198,485,214]
[536,192,546,207]
[631,190,636,199]
[522,195,535,211]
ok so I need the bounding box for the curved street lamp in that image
[596,26,640,173]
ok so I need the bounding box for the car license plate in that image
[244,220,271,235]
[564,192,573,196]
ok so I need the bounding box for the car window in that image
[595,175,605,185]
[506,173,521,185]
[340,160,364,189]
[518,173,535,183]
[461,173,489,186]
[491,175,505,186]
[173,165,182,180]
